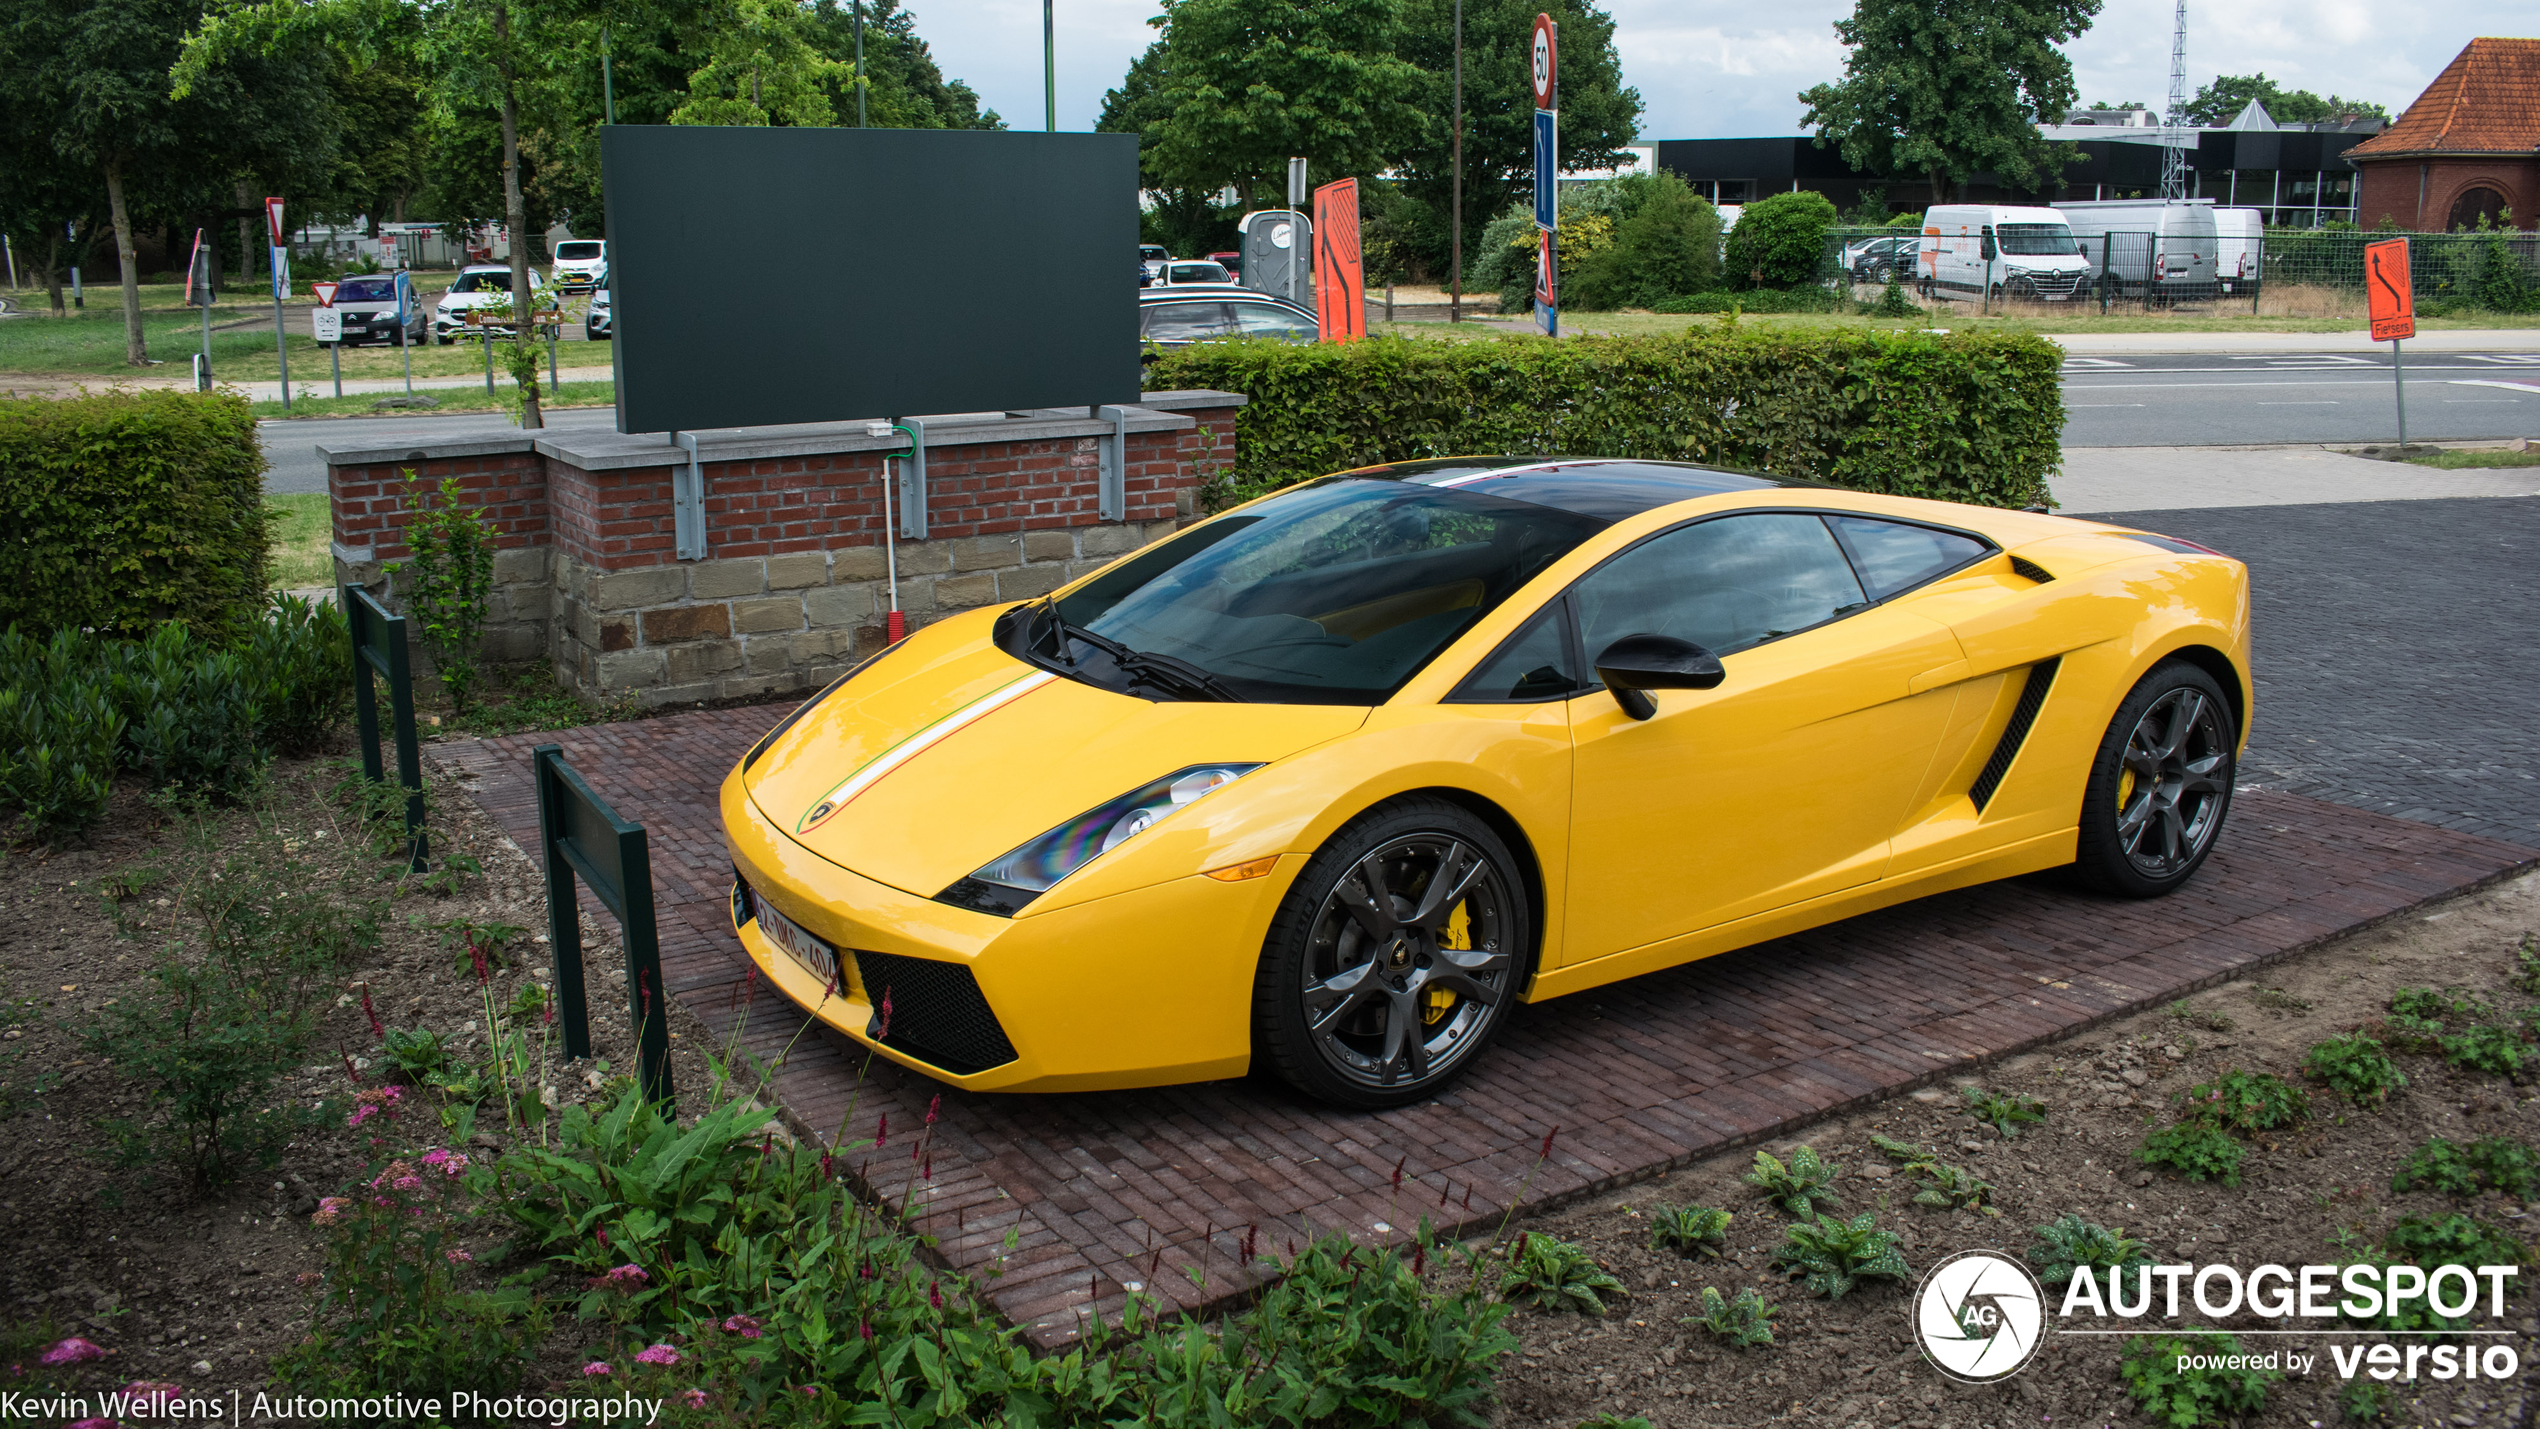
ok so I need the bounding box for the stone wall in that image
[321,393,1243,706]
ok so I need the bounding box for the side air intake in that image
[2009,555,2054,584]
[852,949,1020,1074]
[1970,657,2061,811]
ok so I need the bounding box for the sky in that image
[910,0,2533,140]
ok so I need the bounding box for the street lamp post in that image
[1044,0,1056,132]
[1450,0,1463,323]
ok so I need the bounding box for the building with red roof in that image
[2346,37,2540,231]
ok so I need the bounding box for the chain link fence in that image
[1816,225,2540,318]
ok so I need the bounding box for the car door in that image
[1558,511,1968,967]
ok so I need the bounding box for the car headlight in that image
[941,763,1262,913]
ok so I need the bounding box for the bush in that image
[0,389,270,640]
[2176,1069,2308,1134]
[1685,1286,1778,1348]
[2120,1332,2277,1427]
[2137,1123,2245,1185]
[389,476,498,713]
[0,630,123,844]
[1961,1085,2047,1138]
[2440,1022,2531,1077]
[1771,1212,1908,1299]
[109,622,266,801]
[2392,1135,2540,1198]
[1745,1145,1842,1217]
[2027,1212,2154,1287]
[1564,172,1724,310]
[1723,190,1839,289]
[1148,327,2062,511]
[1868,1134,1997,1212]
[2303,1034,2406,1104]
[1497,1232,1625,1315]
[1648,1204,1732,1257]
[244,593,353,757]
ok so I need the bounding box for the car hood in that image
[437,290,521,308]
[744,621,1367,899]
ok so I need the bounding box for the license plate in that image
[755,894,840,989]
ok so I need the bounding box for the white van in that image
[551,238,607,292]
[2054,200,2220,301]
[2212,208,2262,292]
[1918,206,2091,302]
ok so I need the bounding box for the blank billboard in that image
[601,126,1141,434]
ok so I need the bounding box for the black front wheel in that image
[2073,661,2236,897]
[1253,797,1531,1109]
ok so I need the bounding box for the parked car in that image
[2212,207,2263,293]
[723,457,2250,1104]
[324,273,425,346]
[433,264,546,343]
[1137,287,1317,353]
[1920,205,2092,302]
[1152,260,1234,287]
[1846,235,1918,285]
[585,270,612,341]
[1139,244,1168,284]
[1207,250,1243,280]
[551,238,607,292]
[2054,200,2220,302]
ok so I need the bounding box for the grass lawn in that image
[266,492,333,588]
[1379,305,2540,342]
[249,378,616,420]
[2406,446,2540,469]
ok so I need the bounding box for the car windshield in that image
[337,277,395,301]
[1997,224,2081,256]
[449,271,503,293]
[1013,479,1606,704]
[555,242,601,260]
[1169,263,1228,282]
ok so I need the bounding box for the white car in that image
[552,238,606,292]
[433,265,545,343]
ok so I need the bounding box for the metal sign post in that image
[312,280,343,398]
[189,232,214,389]
[267,197,291,414]
[1531,13,1558,338]
[533,744,673,1108]
[2366,238,2415,449]
[345,583,428,872]
[394,271,416,396]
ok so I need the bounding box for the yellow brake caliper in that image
[1426,902,1470,1024]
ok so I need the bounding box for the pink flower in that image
[682,1388,710,1408]
[634,1344,680,1366]
[347,1104,379,1128]
[798,1385,820,1397]
[445,1247,474,1264]
[582,1361,612,1377]
[312,1197,350,1225]
[721,1314,763,1338]
[586,1263,649,1293]
[40,1338,106,1366]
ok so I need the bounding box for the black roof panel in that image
[1340,457,1802,521]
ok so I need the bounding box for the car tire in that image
[1252,796,1533,1109]
[2071,660,2236,898]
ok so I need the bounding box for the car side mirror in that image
[1594,634,1725,721]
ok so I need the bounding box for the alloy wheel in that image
[1299,834,1514,1091]
[2115,686,2230,878]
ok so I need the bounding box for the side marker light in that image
[1203,856,1280,883]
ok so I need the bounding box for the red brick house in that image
[2348,37,2540,231]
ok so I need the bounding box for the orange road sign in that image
[2366,238,2413,342]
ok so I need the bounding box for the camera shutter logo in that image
[1914,1249,2045,1383]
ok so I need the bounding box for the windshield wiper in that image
[1036,604,1240,702]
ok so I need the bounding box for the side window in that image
[1233,303,1315,339]
[1451,599,1586,702]
[1572,513,1867,664]
[1139,302,1232,342]
[1824,516,1991,600]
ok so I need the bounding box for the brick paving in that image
[432,706,2536,1348]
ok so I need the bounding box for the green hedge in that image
[1149,328,2062,509]
[0,390,270,639]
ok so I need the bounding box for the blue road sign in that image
[393,270,414,324]
[1533,109,1558,231]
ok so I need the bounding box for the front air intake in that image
[851,949,1019,1075]
[1970,657,2061,811]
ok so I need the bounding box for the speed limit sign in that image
[1531,14,1557,109]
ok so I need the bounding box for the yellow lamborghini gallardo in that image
[724,458,2250,1107]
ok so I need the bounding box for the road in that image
[2060,350,2540,447]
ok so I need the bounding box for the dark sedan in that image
[1137,287,1317,355]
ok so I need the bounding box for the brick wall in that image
[324,395,1242,706]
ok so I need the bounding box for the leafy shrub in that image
[1745,1145,1842,1217]
[1869,1133,1996,1213]
[1497,1232,1625,1315]
[2440,1022,2530,1077]
[110,622,265,800]
[2303,1034,2406,1105]
[1563,172,1723,310]
[2392,1136,2540,1198]
[2027,1212,2154,1287]
[0,631,122,844]
[1960,1085,2047,1138]
[2120,1332,2277,1427]
[1723,190,1839,289]
[243,593,353,756]
[2137,1123,2245,1185]
[1648,1204,1732,1257]
[1146,327,2063,512]
[2340,1378,2393,1422]
[1684,1286,1778,1348]
[1771,1212,1908,1299]
[0,389,270,640]
[2386,986,2492,1051]
[2176,1068,2308,1134]
[389,476,498,713]
[2511,933,2540,997]
[1873,280,1918,317]
[2384,1212,2528,1277]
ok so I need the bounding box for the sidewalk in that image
[2054,443,2540,513]
[249,364,612,404]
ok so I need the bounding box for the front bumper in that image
[720,759,1294,1093]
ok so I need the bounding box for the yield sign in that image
[311,281,340,307]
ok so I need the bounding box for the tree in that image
[671,0,843,125]
[2183,74,2388,128]
[1798,0,2102,205]
[1135,0,1429,210]
[1099,41,1239,256]
[1722,189,1836,289]
[1564,171,1720,309]
[802,0,1002,131]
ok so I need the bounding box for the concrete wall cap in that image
[319,435,540,467]
[1133,389,1249,411]
[530,407,1197,473]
